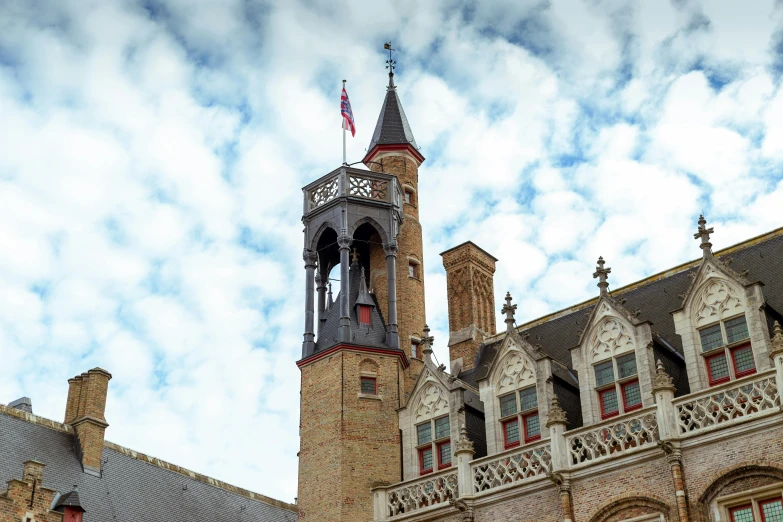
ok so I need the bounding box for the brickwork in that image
[63,368,111,474]
[0,461,63,522]
[441,242,497,371]
[298,348,403,522]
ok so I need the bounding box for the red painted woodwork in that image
[358,305,371,325]
[621,380,642,413]
[731,343,757,379]
[599,388,620,419]
[419,447,433,475]
[436,440,451,470]
[503,419,520,449]
[706,352,731,386]
[64,507,84,522]
[522,412,541,444]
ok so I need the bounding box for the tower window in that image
[411,339,420,358]
[416,415,450,475]
[404,190,413,204]
[698,315,755,386]
[408,262,418,278]
[360,377,376,395]
[358,305,371,325]
[594,353,641,419]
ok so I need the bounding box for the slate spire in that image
[364,43,424,164]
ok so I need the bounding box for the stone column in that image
[453,426,476,499]
[338,236,352,342]
[661,442,689,522]
[547,398,569,472]
[385,242,399,349]
[652,360,678,440]
[303,249,317,353]
[549,473,575,522]
[768,322,783,395]
[315,269,327,332]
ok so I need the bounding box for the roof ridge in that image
[0,403,297,513]
[102,440,297,512]
[515,225,783,331]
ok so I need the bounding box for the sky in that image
[1,0,783,504]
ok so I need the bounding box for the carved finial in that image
[421,324,434,359]
[327,282,333,307]
[593,256,611,296]
[694,215,715,259]
[454,424,475,455]
[501,292,517,333]
[351,248,360,265]
[652,359,676,393]
[769,321,783,359]
[546,397,568,427]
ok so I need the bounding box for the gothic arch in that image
[309,221,339,252]
[684,270,745,328]
[491,347,537,396]
[350,216,390,249]
[360,358,380,374]
[587,492,672,522]
[409,376,449,423]
[585,314,636,364]
[697,461,783,505]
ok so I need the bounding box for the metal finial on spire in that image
[351,248,360,265]
[694,215,715,259]
[384,42,396,89]
[501,292,517,332]
[593,256,611,297]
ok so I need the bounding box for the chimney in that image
[64,368,112,475]
[440,241,498,372]
[8,396,32,413]
[23,460,45,485]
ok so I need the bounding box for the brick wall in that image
[0,461,63,522]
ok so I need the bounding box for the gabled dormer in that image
[477,294,559,455]
[570,258,657,426]
[672,216,772,392]
[398,327,480,480]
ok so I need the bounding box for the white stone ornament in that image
[694,279,743,326]
[589,318,634,362]
[414,383,448,421]
[496,352,535,393]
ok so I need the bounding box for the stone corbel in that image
[449,499,475,522]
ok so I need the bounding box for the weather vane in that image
[384,42,396,74]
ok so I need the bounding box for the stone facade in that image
[441,242,498,373]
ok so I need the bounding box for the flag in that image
[341,86,356,137]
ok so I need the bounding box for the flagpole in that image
[342,79,347,165]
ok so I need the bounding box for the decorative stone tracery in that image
[589,317,635,363]
[693,278,744,327]
[413,382,449,422]
[495,351,536,394]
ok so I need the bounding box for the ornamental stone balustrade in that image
[371,366,783,521]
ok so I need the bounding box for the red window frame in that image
[760,497,783,522]
[502,418,520,449]
[621,379,642,413]
[730,343,757,379]
[419,447,433,475]
[358,305,371,325]
[436,440,452,470]
[360,376,376,395]
[729,503,754,522]
[598,387,620,419]
[522,411,541,444]
[706,352,731,386]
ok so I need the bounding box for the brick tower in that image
[363,65,427,398]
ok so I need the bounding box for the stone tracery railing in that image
[470,438,552,493]
[385,468,458,518]
[308,176,339,209]
[304,168,400,212]
[674,370,780,437]
[349,174,388,201]
[566,406,659,467]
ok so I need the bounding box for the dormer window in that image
[416,415,451,474]
[499,386,540,449]
[699,315,754,386]
[594,353,641,419]
[358,304,371,325]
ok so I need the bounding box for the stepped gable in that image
[0,406,296,522]
[460,228,783,389]
[311,258,393,355]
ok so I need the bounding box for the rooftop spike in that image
[694,215,715,259]
[501,292,517,332]
[593,256,611,297]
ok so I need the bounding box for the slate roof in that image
[460,228,783,389]
[0,410,297,522]
[310,259,394,356]
[366,74,419,153]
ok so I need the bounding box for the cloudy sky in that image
[2,0,783,503]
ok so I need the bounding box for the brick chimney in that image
[64,368,112,475]
[440,241,498,372]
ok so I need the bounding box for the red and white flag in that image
[341,86,355,137]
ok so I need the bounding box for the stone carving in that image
[693,279,743,326]
[651,359,676,394]
[349,175,387,201]
[496,352,536,394]
[414,383,449,421]
[387,470,458,516]
[589,318,635,362]
[546,397,568,427]
[471,440,552,492]
[567,411,659,466]
[676,374,779,435]
[308,177,338,208]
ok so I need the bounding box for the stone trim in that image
[586,492,673,522]
[0,403,73,434]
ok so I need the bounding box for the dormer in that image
[398,327,476,480]
[478,294,557,455]
[570,258,657,426]
[672,216,772,392]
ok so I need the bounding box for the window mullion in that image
[613,358,624,415]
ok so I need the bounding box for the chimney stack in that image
[64,368,112,475]
[440,241,498,372]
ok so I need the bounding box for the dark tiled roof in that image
[366,75,419,153]
[464,229,783,383]
[0,412,297,522]
[311,260,396,356]
[54,490,83,510]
